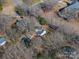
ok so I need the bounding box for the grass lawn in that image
[0,3,3,11]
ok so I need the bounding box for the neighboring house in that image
[50,0,75,12]
[61,46,77,58]
[58,0,79,20]
[54,0,67,11]
[63,0,76,4]
[15,17,32,32]
[58,0,75,12]
[15,19,27,31]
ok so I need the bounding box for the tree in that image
[15,7,26,16]
[0,1,3,11]
[36,16,48,25]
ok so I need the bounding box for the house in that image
[63,0,75,5]
[58,0,79,20]
[15,17,32,32]
[54,0,67,11]
[66,0,79,9]
[61,46,77,58]
[58,0,75,12]
[0,37,6,46]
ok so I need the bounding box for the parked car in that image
[0,37,6,46]
[35,26,46,36]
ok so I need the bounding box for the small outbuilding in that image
[48,23,58,30]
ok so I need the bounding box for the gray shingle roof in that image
[67,2,79,9]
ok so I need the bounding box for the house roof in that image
[58,1,79,20]
[66,2,79,9]
[61,46,76,55]
[48,23,58,30]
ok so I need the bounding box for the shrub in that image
[0,2,3,11]
[33,49,57,59]
[37,16,48,25]
[15,7,26,16]
[47,49,58,59]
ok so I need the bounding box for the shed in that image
[48,23,58,30]
[58,1,79,20]
[15,17,31,32]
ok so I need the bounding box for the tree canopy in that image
[37,16,48,25]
